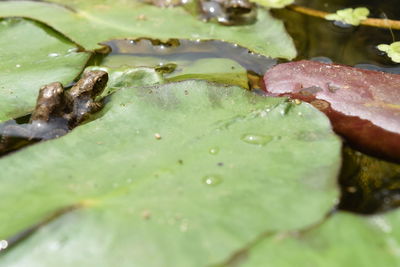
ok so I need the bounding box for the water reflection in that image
[274,0,400,70]
[103,39,276,76]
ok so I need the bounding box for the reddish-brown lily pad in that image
[262,60,400,161]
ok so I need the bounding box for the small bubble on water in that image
[202,175,223,186]
[241,134,272,146]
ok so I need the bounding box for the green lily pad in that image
[0,79,340,266]
[165,58,248,88]
[86,66,165,96]
[243,211,400,266]
[0,0,296,59]
[0,18,91,122]
[101,55,249,88]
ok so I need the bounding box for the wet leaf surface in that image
[243,211,400,267]
[0,18,90,122]
[263,60,400,161]
[0,79,341,266]
[0,0,296,59]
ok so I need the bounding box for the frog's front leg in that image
[67,99,103,128]
[88,101,103,113]
[75,100,103,124]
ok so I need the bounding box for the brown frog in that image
[0,70,108,155]
[64,70,108,128]
[199,0,256,25]
[142,0,256,25]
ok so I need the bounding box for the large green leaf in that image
[0,0,296,59]
[0,79,340,266]
[243,211,400,266]
[0,18,91,122]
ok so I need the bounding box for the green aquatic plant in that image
[377,41,400,63]
[325,7,370,26]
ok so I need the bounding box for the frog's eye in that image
[96,78,104,84]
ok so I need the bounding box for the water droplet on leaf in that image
[241,134,272,146]
[48,53,60,57]
[209,147,219,155]
[202,175,223,186]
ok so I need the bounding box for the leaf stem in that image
[286,4,400,30]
